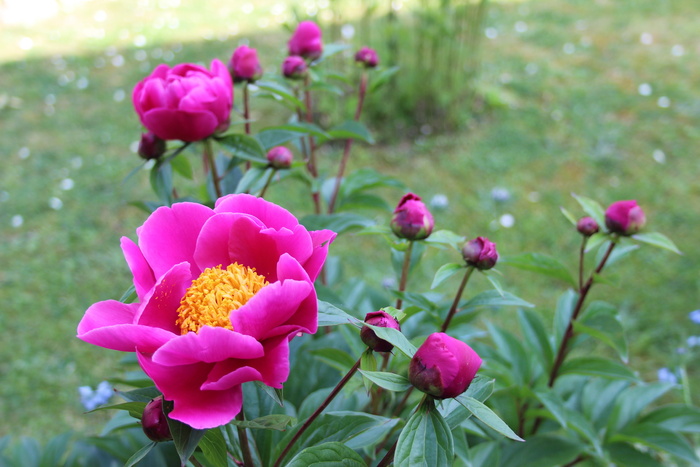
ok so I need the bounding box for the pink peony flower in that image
[229,45,263,83]
[132,60,233,142]
[408,332,482,399]
[77,194,335,429]
[462,236,498,270]
[288,21,323,60]
[282,56,307,80]
[605,200,646,236]
[390,193,435,241]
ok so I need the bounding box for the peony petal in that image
[230,274,313,341]
[214,194,300,231]
[302,229,337,282]
[120,237,155,299]
[202,366,263,391]
[276,254,318,335]
[78,300,175,353]
[226,215,281,281]
[142,108,219,142]
[137,202,213,280]
[136,262,192,334]
[152,327,264,366]
[138,353,242,429]
[192,212,264,271]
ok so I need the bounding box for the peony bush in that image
[64,20,700,467]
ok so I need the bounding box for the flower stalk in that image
[440,265,475,332]
[203,138,222,199]
[235,411,255,467]
[395,241,414,310]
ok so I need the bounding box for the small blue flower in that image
[78,381,113,411]
[689,310,700,324]
[657,367,678,385]
[687,336,700,347]
[490,187,511,203]
[429,194,449,211]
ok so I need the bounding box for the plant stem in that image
[328,72,368,214]
[243,82,251,136]
[236,411,254,467]
[303,73,321,215]
[376,442,397,467]
[203,139,222,199]
[578,236,588,291]
[440,266,475,332]
[272,358,361,467]
[395,241,415,310]
[259,169,276,198]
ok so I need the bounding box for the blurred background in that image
[1,0,698,446]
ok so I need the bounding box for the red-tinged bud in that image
[282,56,307,80]
[390,193,435,241]
[355,47,379,68]
[605,200,646,236]
[229,45,263,83]
[288,21,323,60]
[408,333,482,399]
[461,236,498,270]
[138,132,166,160]
[576,216,599,236]
[266,146,293,169]
[142,396,172,442]
[360,311,401,352]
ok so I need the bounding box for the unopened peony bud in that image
[282,56,307,80]
[576,217,599,236]
[142,396,172,442]
[288,21,323,60]
[355,47,379,68]
[408,333,482,399]
[605,200,646,236]
[360,311,401,352]
[462,237,498,270]
[267,146,293,169]
[229,45,263,83]
[138,132,166,160]
[390,193,434,241]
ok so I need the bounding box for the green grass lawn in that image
[1,0,699,442]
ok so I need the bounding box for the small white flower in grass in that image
[341,24,355,40]
[11,215,23,228]
[60,178,74,191]
[76,77,89,90]
[514,21,528,33]
[563,43,575,54]
[640,32,653,45]
[657,367,678,385]
[111,55,124,67]
[638,83,652,96]
[49,197,63,210]
[18,37,33,51]
[671,44,685,56]
[18,147,30,159]
[133,35,147,47]
[491,187,511,203]
[657,96,670,108]
[499,213,515,228]
[430,194,449,210]
[113,89,125,102]
[652,149,666,164]
[485,28,498,39]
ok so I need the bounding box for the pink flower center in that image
[175,263,268,335]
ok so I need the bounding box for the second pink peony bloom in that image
[77,194,335,429]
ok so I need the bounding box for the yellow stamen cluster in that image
[176,263,268,335]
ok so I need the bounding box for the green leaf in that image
[431,263,465,289]
[266,122,331,140]
[149,159,174,205]
[198,428,228,467]
[311,347,357,373]
[481,269,505,296]
[423,229,466,251]
[256,129,304,150]
[559,206,578,226]
[300,213,374,235]
[124,442,157,467]
[253,80,306,111]
[585,232,608,252]
[487,323,529,385]
[559,357,637,381]
[170,152,193,179]
[368,66,400,93]
[632,232,681,254]
[254,381,284,407]
[499,435,582,467]
[517,309,553,371]
[572,193,606,228]
[325,120,375,144]
[395,400,454,467]
[358,370,412,392]
[360,349,377,393]
[533,389,568,429]
[364,323,416,358]
[553,289,578,353]
[164,400,207,465]
[575,311,628,362]
[229,414,296,431]
[88,401,146,419]
[216,133,267,163]
[116,386,161,403]
[611,423,699,463]
[285,442,366,467]
[235,166,269,194]
[607,382,675,433]
[454,396,524,441]
[607,442,665,467]
[317,300,359,326]
[499,253,576,287]
[461,290,534,313]
[443,376,495,429]
[640,404,700,433]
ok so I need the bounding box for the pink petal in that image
[225,215,281,281]
[77,301,175,353]
[276,254,318,335]
[303,229,336,281]
[135,262,192,334]
[120,237,155,299]
[137,202,213,280]
[152,327,264,366]
[192,212,264,271]
[138,353,242,429]
[202,366,263,391]
[214,194,300,231]
[142,108,219,142]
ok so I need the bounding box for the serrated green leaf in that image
[454,396,523,441]
[395,400,454,467]
[317,300,359,326]
[572,193,606,228]
[124,442,157,467]
[286,442,366,467]
[499,253,576,287]
[632,232,681,254]
[198,428,228,467]
[431,263,465,289]
[364,324,416,358]
[559,357,637,381]
[358,370,412,392]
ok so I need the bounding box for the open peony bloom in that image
[605,200,646,236]
[408,333,482,399]
[288,21,323,60]
[132,60,233,142]
[77,194,335,429]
